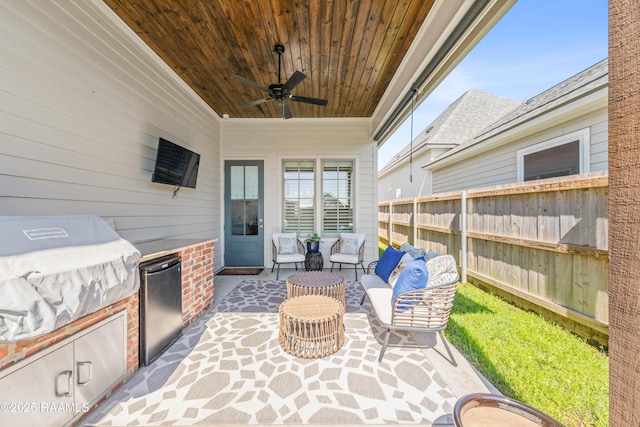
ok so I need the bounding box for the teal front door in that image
[224,160,264,266]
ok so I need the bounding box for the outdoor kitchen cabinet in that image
[0,311,127,427]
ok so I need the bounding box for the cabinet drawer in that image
[74,313,126,405]
[0,343,75,427]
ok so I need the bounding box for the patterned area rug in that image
[85,279,456,426]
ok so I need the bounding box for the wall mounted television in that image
[152,137,200,189]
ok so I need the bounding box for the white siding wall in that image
[0,2,222,261]
[377,147,451,201]
[223,119,376,267]
[431,109,608,193]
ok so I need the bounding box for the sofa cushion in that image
[425,255,459,288]
[388,252,414,288]
[425,250,439,262]
[360,273,388,292]
[375,246,405,282]
[391,259,429,310]
[399,242,427,260]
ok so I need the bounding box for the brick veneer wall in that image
[180,241,215,327]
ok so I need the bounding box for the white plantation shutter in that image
[283,161,315,234]
[322,160,354,235]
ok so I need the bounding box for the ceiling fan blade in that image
[282,71,306,92]
[233,75,271,93]
[289,95,329,106]
[238,97,273,109]
[277,99,293,119]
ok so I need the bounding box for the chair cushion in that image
[391,259,429,309]
[278,236,298,254]
[374,246,405,282]
[339,232,365,251]
[276,253,305,263]
[340,237,360,255]
[330,253,360,264]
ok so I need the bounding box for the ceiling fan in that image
[234,44,328,119]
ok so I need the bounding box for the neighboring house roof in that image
[424,58,609,169]
[378,89,521,175]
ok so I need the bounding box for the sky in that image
[377,0,609,170]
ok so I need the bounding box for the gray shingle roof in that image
[379,89,521,172]
[420,58,608,168]
[475,58,608,140]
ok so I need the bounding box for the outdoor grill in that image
[0,215,141,342]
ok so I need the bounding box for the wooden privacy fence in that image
[378,172,609,344]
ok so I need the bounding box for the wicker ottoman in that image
[286,271,346,309]
[278,295,345,358]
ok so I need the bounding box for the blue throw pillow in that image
[391,259,429,311]
[375,246,405,282]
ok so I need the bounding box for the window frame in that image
[321,159,355,236]
[282,160,316,235]
[516,128,590,182]
[281,158,356,238]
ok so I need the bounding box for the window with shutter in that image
[322,160,354,236]
[283,161,315,234]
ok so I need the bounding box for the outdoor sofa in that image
[360,243,459,362]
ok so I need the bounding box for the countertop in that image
[135,238,216,262]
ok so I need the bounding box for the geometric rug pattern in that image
[83,279,457,425]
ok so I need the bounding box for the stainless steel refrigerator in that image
[139,255,183,366]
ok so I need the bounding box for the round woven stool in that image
[286,271,346,309]
[278,295,345,358]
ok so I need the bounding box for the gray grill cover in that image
[0,215,141,341]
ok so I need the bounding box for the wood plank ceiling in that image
[104,0,435,119]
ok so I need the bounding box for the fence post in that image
[413,197,418,245]
[389,200,393,247]
[461,191,467,283]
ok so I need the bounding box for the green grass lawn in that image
[445,283,609,427]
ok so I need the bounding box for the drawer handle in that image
[57,370,73,397]
[77,361,93,385]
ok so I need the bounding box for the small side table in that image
[286,271,346,308]
[305,251,323,271]
[278,295,345,358]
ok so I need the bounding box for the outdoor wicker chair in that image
[271,233,305,280]
[329,232,366,280]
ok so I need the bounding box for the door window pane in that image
[244,166,259,199]
[230,166,260,235]
[230,166,245,200]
